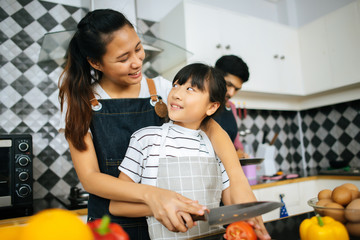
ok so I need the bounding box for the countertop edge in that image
[250,175,360,190]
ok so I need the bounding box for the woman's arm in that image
[109,173,151,217]
[203,119,255,203]
[68,132,205,232]
[203,119,271,240]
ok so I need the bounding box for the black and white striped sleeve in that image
[119,135,144,183]
[217,156,230,190]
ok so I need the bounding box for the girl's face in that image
[167,79,220,130]
[89,25,145,88]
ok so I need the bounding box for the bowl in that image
[308,197,360,223]
[308,197,360,237]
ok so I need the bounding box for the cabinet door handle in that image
[225,45,231,50]
[216,44,222,49]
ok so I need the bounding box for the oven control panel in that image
[14,136,33,201]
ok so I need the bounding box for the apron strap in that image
[146,78,159,102]
[90,93,100,107]
[159,123,170,158]
[199,131,216,158]
[90,93,102,111]
[147,78,168,118]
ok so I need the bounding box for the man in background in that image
[213,55,250,158]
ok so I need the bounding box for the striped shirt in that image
[119,122,230,190]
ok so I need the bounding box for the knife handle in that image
[190,214,206,221]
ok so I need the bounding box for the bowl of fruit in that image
[308,183,360,237]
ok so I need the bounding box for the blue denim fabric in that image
[89,98,164,240]
[213,106,237,142]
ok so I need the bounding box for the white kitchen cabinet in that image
[253,182,305,222]
[253,178,360,222]
[233,17,303,95]
[182,1,303,96]
[182,2,223,66]
[160,1,360,110]
[299,1,360,95]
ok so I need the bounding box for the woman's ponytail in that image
[59,32,93,151]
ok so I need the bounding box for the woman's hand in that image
[245,216,271,240]
[143,187,207,232]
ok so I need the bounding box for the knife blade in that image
[192,201,283,226]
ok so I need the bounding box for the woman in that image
[58,9,270,240]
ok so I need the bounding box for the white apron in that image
[147,123,224,239]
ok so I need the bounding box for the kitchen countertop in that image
[191,211,360,240]
[1,172,359,230]
[189,212,315,240]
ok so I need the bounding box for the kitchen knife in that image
[192,201,283,226]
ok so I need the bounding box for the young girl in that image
[110,63,232,239]
[58,9,270,240]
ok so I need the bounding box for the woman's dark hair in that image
[215,55,249,82]
[173,63,226,125]
[58,9,133,151]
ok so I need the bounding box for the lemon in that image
[20,208,93,240]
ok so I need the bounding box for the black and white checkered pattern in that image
[240,100,360,172]
[1,0,87,199]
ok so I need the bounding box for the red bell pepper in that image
[87,215,129,240]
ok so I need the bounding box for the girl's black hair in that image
[59,9,134,151]
[173,63,226,125]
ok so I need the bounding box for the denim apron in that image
[213,105,237,142]
[89,94,165,239]
[147,123,223,239]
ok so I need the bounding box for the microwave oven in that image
[0,134,33,209]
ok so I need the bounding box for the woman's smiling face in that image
[89,25,145,88]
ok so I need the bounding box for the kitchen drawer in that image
[254,183,300,221]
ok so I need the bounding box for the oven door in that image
[0,139,12,207]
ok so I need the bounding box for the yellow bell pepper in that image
[299,214,349,240]
[0,225,23,240]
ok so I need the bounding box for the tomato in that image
[224,221,257,240]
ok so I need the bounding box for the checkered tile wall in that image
[1,0,359,200]
[1,0,87,199]
[240,100,360,172]
[300,100,360,169]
